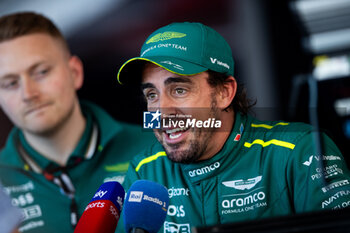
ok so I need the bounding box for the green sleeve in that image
[288,131,350,212]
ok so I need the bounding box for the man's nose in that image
[157,94,177,115]
[21,77,39,101]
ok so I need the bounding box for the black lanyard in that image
[16,123,98,229]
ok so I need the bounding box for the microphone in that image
[123,180,169,233]
[74,181,125,233]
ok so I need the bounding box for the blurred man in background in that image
[117,22,350,232]
[0,12,154,233]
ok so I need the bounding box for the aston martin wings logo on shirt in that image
[222,176,262,190]
[146,32,186,44]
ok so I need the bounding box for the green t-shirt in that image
[0,101,155,233]
[119,113,350,233]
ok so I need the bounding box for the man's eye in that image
[33,67,51,79]
[146,92,158,101]
[174,88,187,95]
[36,69,48,76]
[39,69,48,75]
[0,80,18,89]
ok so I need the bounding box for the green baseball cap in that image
[117,22,234,84]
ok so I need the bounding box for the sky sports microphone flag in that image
[74,181,125,233]
[123,180,169,233]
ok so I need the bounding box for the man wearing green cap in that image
[117,22,350,232]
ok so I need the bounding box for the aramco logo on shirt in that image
[188,162,220,177]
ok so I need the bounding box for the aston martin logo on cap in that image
[146,31,186,44]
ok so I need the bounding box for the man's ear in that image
[217,76,237,110]
[68,55,84,90]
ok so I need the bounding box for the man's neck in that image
[23,103,86,167]
[198,110,235,161]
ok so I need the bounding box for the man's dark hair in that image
[0,12,69,51]
[207,70,256,115]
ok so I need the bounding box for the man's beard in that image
[156,96,220,163]
[162,129,205,164]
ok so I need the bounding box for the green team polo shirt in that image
[119,112,350,233]
[0,101,156,233]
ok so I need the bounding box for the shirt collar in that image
[180,112,247,183]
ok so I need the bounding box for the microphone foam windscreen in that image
[123,180,169,233]
[89,181,125,213]
[73,181,125,233]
